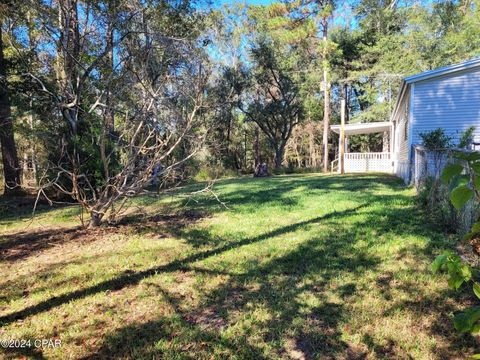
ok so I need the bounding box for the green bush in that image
[417,176,458,232]
[433,151,480,358]
[419,128,452,150]
[272,166,323,176]
[459,126,476,149]
[194,168,212,182]
[193,164,238,182]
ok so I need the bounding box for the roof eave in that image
[330,121,392,135]
[390,80,408,123]
[404,57,480,84]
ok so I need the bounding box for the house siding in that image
[411,67,480,146]
[393,88,411,182]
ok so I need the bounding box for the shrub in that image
[433,151,480,358]
[193,164,238,182]
[419,128,453,151]
[417,176,458,232]
[459,126,476,149]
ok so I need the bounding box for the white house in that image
[331,57,480,183]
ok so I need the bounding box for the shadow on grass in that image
[0,205,366,326]
[84,204,439,357]
[84,282,270,359]
[85,182,474,358]
[380,286,478,357]
[176,174,404,213]
[1,174,471,358]
[0,195,79,225]
[2,346,46,360]
[0,210,207,262]
[87,231,371,359]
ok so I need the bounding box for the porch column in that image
[390,123,395,173]
[382,131,389,152]
[390,123,394,153]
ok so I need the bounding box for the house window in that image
[404,118,408,141]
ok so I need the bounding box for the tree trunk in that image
[343,83,349,123]
[104,0,115,130]
[274,145,285,169]
[244,127,247,169]
[89,212,103,228]
[27,13,38,186]
[254,125,260,167]
[0,25,21,195]
[29,109,37,185]
[321,19,330,173]
[59,0,80,135]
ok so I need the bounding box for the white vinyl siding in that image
[394,89,410,162]
[393,88,411,182]
[411,67,480,146]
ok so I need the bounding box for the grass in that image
[0,173,477,359]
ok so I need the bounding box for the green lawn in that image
[0,174,476,359]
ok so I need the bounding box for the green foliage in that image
[454,306,480,334]
[450,185,474,210]
[419,128,453,151]
[432,250,480,341]
[459,126,476,149]
[442,151,480,212]
[441,163,464,184]
[243,38,304,168]
[435,150,480,354]
[431,251,471,289]
[193,164,238,182]
[417,176,458,232]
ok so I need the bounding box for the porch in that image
[330,121,394,174]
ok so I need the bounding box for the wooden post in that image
[340,99,346,174]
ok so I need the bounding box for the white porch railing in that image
[343,152,393,173]
[330,158,339,173]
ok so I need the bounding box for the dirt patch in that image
[0,210,207,262]
[184,306,227,330]
[469,237,480,257]
[284,338,307,360]
[456,238,480,267]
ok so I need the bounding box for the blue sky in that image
[211,0,274,8]
[207,0,358,29]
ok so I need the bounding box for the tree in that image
[318,1,334,173]
[1,0,479,200]
[0,21,21,194]
[24,0,210,227]
[204,4,253,173]
[242,41,302,169]
[287,0,335,172]
[233,3,317,170]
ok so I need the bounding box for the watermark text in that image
[1,339,61,349]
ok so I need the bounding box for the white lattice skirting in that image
[343,153,394,173]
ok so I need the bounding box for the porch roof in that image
[330,121,392,136]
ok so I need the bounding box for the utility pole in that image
[340,99,346,174]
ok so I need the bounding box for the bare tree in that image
[28,0,209,227]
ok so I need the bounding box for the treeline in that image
[0,0,478,226]
[203,0,479,173]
